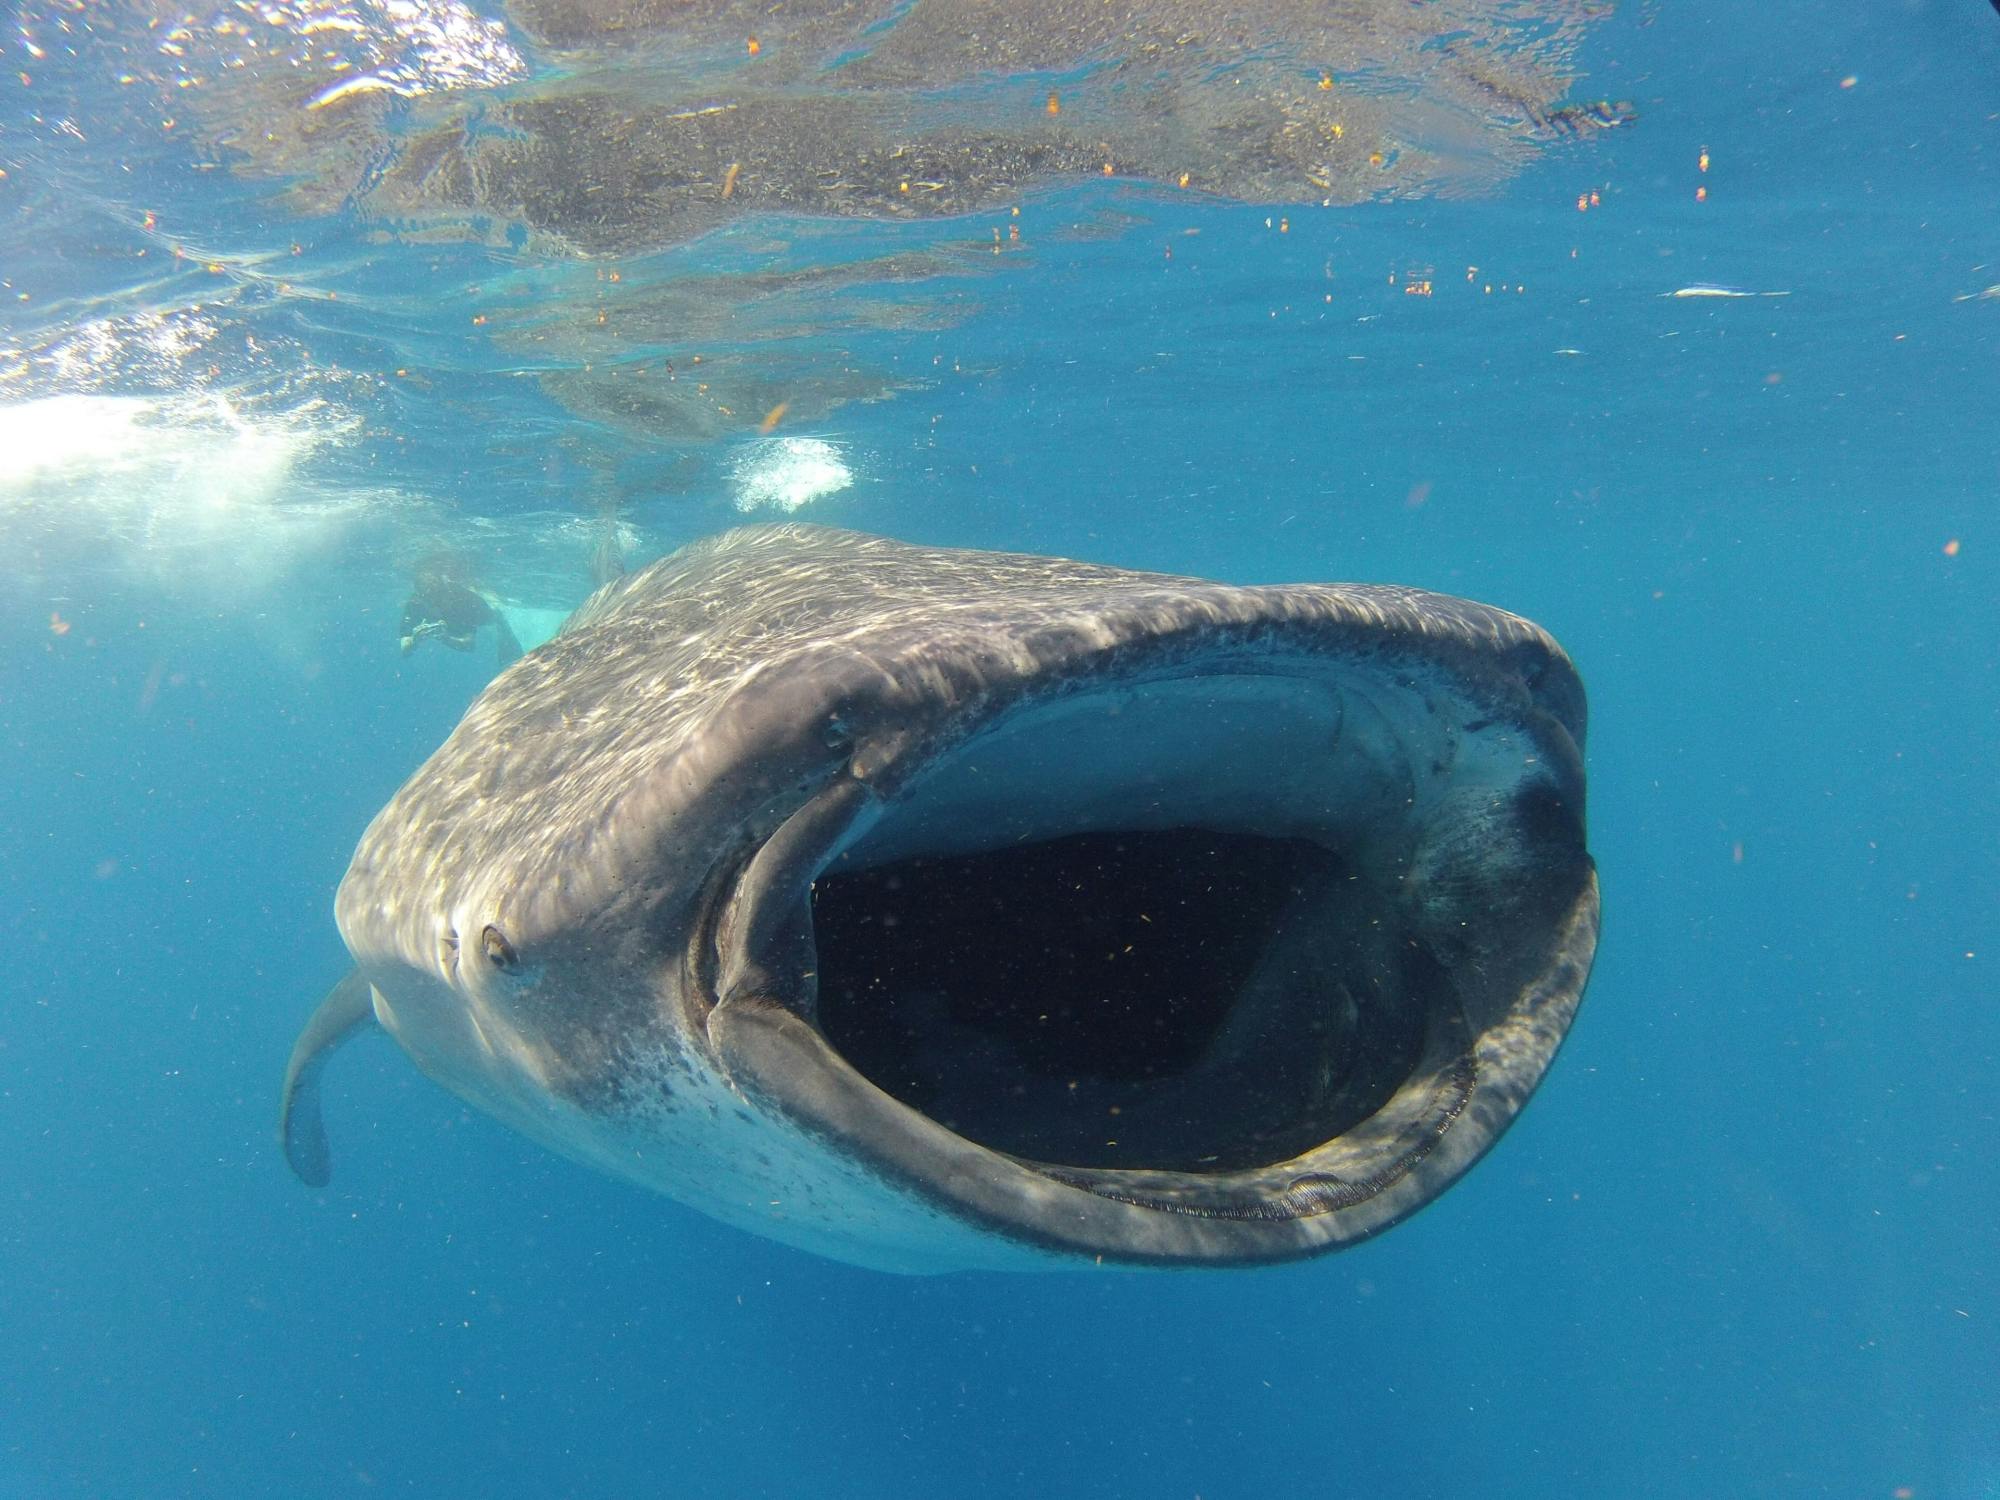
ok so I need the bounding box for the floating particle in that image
[1698,148,1710,172]
[1943,538,1961,557]
[759,402,789,433]
[746,36,759,56]
[1046,91,1060,116]
[721,161,742,199]
[1696,185,1707,202]
[49,611,70,636]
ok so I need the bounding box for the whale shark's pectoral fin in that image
[492,611,523,669]
[279,970,378,1188]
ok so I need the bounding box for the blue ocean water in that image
[2,1,1996,1495]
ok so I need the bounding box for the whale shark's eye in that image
[481,925,518,971]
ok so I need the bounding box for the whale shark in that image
[282,524,1598,1271]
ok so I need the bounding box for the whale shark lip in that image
[702,657,1599,1266]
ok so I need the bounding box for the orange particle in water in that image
[1318,74,1332,91]
[1177,171,1190,188]
[1046,91,1060,116]
[141,211,156,230]
[1368,151,1385,167]
[608,270,621,282]
[49,612,70,636]
[1695,185,1707,202]
[721,161,741,199]
[1840,76,1857,89]
[1943,538,1961,556]
[471,313,486,325]
[745,36,759,56]
[1590,191,1600,207]
[1576,193,1589,213]
[1101,161,1114,176]
[758,402,789,433]
[1698,148,1710,172]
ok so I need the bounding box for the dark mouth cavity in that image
[811,823,1442,1175]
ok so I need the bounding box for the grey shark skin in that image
[283,524,1597,1272]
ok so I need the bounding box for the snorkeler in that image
[398,560,523,669]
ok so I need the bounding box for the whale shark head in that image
[301,524,1598,1271]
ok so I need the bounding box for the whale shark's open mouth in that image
[706,661,1597,1262]
[815,826,1424,1175]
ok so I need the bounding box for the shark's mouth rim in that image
[700,658,1599,1266]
